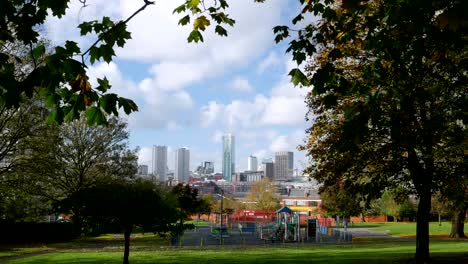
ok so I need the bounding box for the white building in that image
[175,147,190,183]
[274,151,294,181]
[152,145,167,181]
[247,155,258,171]
[222,134,235,181]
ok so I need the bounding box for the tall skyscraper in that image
[222,133,235,181]
[152,145,167,181]
[247,155,258,171]
[175,147,190,183]
[274,151,294,181]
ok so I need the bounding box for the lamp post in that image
[219,189,224,244]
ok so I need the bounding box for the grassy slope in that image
[6,241,468,264]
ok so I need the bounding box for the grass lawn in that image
[5,241,468,264]
[351,222,454,237]
[0,233,167,259]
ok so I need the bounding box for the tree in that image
[21,116,137,202]
[58,179,173,264]
[244,178,279,211]
[294,1,467,262]
[379,191,401,222]
[319,181,364,219]
[168,184,210,242]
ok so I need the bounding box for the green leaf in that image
[118,97,139,115]
[187,30,204,43]
[65,41,81,55]
[78,21,94,35]
[173,3,187,14]
[215,25,228,37]
[102,16,114,28]
[86,106,108,126]
[189,0,200,8]
[194,16,210,31]
[292,14,304,24]
[289,68,310,86]
[31,44,45,61]
[99,45,116,63]
[89,46,99,64]
[96,77,111,93]
[179,15,190,26]
[99,93,119,116]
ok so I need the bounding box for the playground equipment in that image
[274,206,301,242]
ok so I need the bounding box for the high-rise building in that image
[274,151,294,181]
[152,145,167,181]
[260,158,274,180]
[222,133,235,181]
[247,155,258,171]
[175,147,190,183]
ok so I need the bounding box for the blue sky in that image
[45,0,312,173]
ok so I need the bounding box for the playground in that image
[184,206,352,246]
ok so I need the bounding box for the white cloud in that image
[269,130,305,153]
[257,51,282,74]
[138,147,152,169]
[211,130,224,144]
[260,96,306,125]
[230,76,253,92]
[198,92,306,129]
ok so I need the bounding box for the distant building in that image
[274,151,294,181]
[260,159,274,180]
[247,155,258,171]
[204,161,214,174]
[175,147,190,183]
[196,161,214,175]
[137,165,148,176]
[152,145,167,181]
[239,171,264,182]
[222,134,235,181]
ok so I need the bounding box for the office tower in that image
[222,133,235,181]
[247,155,258,171]
[175,147,190,183]
[274,151,294,181]
[260,158,274,180]
[152,145,167,181]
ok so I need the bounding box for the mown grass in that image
[0,233,167,259]
[5,241,468,264]
[351,222,454,237]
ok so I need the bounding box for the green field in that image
[351,222,453,237]
[4,241,468,264]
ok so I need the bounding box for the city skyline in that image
[43,2,310,173]
[148,136,297,176]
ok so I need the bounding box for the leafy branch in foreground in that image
[1,0,155,125]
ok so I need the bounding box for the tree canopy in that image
[297,1,467,262]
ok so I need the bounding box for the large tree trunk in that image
[123,225,133,264]
[415,190,431,264]
[449,209,467,238]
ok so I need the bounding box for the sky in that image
[44,0,313,173]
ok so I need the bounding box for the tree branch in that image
[81,0,155,65]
